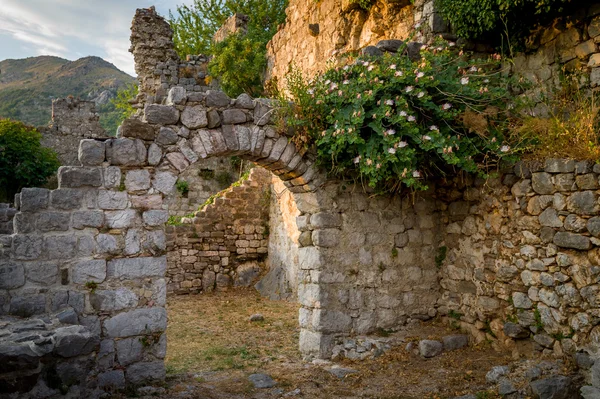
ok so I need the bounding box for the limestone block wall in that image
[256,177,301,301]
[166,168,271,295]
[40,98,109,165]
[266,0,446,85]
[439,160,600,356]
[296,182,445,357]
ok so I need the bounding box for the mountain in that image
[0,55,136,134]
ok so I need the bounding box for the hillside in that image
[0,55,136,134]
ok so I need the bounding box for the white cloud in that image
[0,0,194,75]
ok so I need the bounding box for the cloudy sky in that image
[0,0,195,76]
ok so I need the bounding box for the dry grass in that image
[166,288,301,375]
[513,76,600,161]
[163,289,514,399]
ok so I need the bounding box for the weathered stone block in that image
[54,325,100,357]
[107,256,166,278]
[0,262,25,289]
[50,188,83,210]
[539,208,563,228]
[126,361,166,384]
[120,118,156,140]
[98,370,125,389]
[58,166,103,188]
[156,127,179,146]
[205,90,231,107]
[9,295,46,317]
[12,235,43,260]
[72,210,104,229]
[37,212,70,232]
[143,210,169,226]
[72,259,107,284]
[152,171,177,194]
[532,172,554,194]
[116,336,144,366]
[91,288,138,312]
[26,261,58,285]
[105,210,138,228]
[181,105,208,129]
[96,233,120,254]
[104,308,167,338]
[442,335,469,351]
[20,187,50,212]
[553,232,591,250]
[98,190,128,210]
[147,143,162,166]
[312,229,339,247]
[419,340,443,358]
[78,139,105,166]
[254,99,274,126]
[125,169,151,192]
[45,235,77,259]
[222,109,247,124]
[166,86,186,105]
[106,138,147,166]
[568,191,598,215]
[311,212,342,228]
[144,104,180,125]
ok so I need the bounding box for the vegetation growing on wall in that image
[169,0,288,97]
[0,119,60,202]
[436,0,572,44]
[284,37,524,192]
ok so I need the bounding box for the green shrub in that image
[436,0,572,45]
[176,179,190,197]
[285,37,523,193]
[169,0,288,97]
[0,119,60,202]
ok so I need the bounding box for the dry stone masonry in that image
[166,168,271,295]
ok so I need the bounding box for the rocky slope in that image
[0,55,136,133]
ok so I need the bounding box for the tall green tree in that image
[169,0,288,97]
[0,119,60,202]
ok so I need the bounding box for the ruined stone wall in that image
[256,178,301,301]
[266,0,446,86]
[438,160,600,358]
[166,168,271,295]
[40,98,109,165]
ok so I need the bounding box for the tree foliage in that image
[0,119,60,202]
[169,0,288,97]
[436,0,572,43]
[111,83,138,122]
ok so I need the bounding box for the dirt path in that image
[141,289,515,399]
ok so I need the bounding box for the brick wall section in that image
[166,168,271,295]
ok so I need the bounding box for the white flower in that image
[469,66,478,72]
[442,103,452,110]
[406,86,414,93]
[385,99,394,106]
[395,71,403,77]
[417,72,425,78]
[307,89,314,95]
[388,148,396,154]
[390,64,397,70]
[422,135,432,141]
[325,80,331,85]
[407,115,416,122]
[343,80,350,85]
[484,78,490,83]
[344,65,350,71]
[368,65,375,71]
[429,125,439,131]
[461,77,469,85]
[330,83,338,90]
[399,111,407,117]
[386,129,396,136]
[449,42,456,47]
[500,145,510,152]
[398,141,408,148]
[353,156,361,164]
[417,92,425,98]
[363,61,370,67]
[413,170,421,178]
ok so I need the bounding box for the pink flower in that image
[406,86,414,93]
[386,129,396,136]
[407,115,416,122]
[398,141,408,148]
[395,71,403,77]
[417,72,425,78]
[442,103,452,110]
[399,111,407,117]
[429,125,439,131]
[385,99,394,106]
[461,77,469,85]
[390,64,397,70]
[422,135,432,141]
[388,148,396,154]
[366,159,373,166]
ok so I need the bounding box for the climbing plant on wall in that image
[285,37,526,192]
